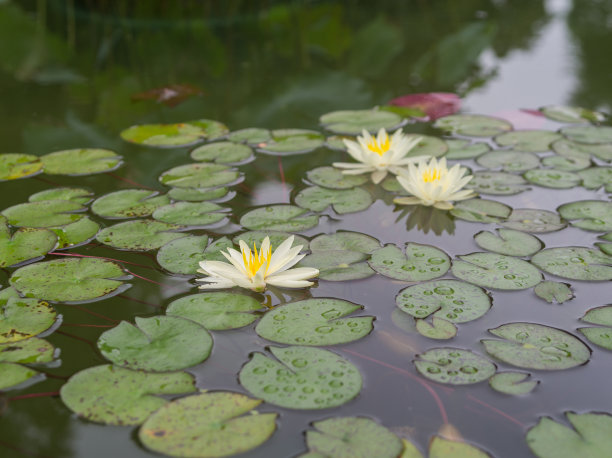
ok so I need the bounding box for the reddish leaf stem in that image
[8,391,60,401]
[467,394,524,428]
[123,269,166,286]
[106,172,155,190]
[277,156,288,199]
[67,304,118,323]
[61,323,115,328]
[117,294,162,308]
[49,251,155,270]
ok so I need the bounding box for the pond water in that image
[1,1,612,457]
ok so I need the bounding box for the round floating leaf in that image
[227,127,271,145]
[524,169,581,189]
[2,200,85,228]
[404,134,448,158]
[381,176,408,194]
[239,346,362,409]
[445,140,490,160]
[256,298,373,346]
[0,225,57,267]
[450,198,511,223]
[414,348,495,385]
[233,231,309,251]
[541,154,591,172]
[0,153,42,181]
[257,129,325,155]
[96,219,187,251]
[91,189,170,219]
[541,105,606,123]
[29,187,93,205]
[0,362,40,390]
[295,186,373,214]
[320,109,404,135]
[466,172,529,195]
[474,228,543,257]
[494,130,561,152]
[0,337,55,364]
[201,236,234,262]
[489,372,538,396]
[597,242,612,256]
[60,364,196,425]
[159,163,241,189]
[527,412,612,458]
[558,200,612,232]
[477,151,540,172]
[50,216,100,249]
[531,247,612,281]
[240,205,319,232]
[10,257,129,303]
[306,166,369,189]
[561,125,612,145]
[434,114,512,137]
[553,138,612,162]
[429,436,490,458]
[326,135,349,150]
[369,243,450,281]
[304,417,403,458]
[298,251,375,281]
[534,281,574,304]
[166,292,264,330]
[152,202,226,226]
[190,141,253,164]
[482,322,590,370]
[310,232,380,253]
[415,317,457,340]
[0,293,58,344]
[578,305,612,351]
[396,279,491,323]
[98,316,213,372]
[578,167,612,192]
[121,119,228,147]
[452,252,542,290]
[40,148,123,175]
[139,392,277,458]
[499,209,567,233]
[168,186,229,202]
[157,235,209,275]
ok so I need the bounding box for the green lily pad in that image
[531,247,612,281]
[191,141,253,164]
[541,105,607,123]
[494,130,561,152]
[541,154,591,172]
[450,198,512,223]
[578,167,612,192]
[0,337,55,364]
[553,139,612,162]
[452,252,542,290]
[29,187,93,205]
[414,348,496,385]
[96,219,187,251]
[159,163,241,189]
[120,119,228,147]
[168,186,230,202]
[310,232,380,253]
[10,257,129,303]
[527,412,612,458]
[0,362,41,390]
[596,242,612,256]
[227,127,271,145]
[481,322,590,370]
[434,114,513,137]
[534,281,574,304]
[304,417,403,458]
[91,189,171,219]
[524,169,581,189]
[0,153,43,181]
[239,346,362,409]
[139,392,277,458]
[233,231,309,251]
[499,209,567,233]
[445,140,491,160]
[157,235,209,275]
[428,436,490,458]
[489,372,538,396]
[558,200,612,232]
[474,228,543,257]
[0,291,58,344]
[561,125,612,145]
[466,172,530,195]
[295,186,374,214]
[2,200,85,228]
[166,292,264,330]
[396,279,491,323]
[369,243,450,281]
[578,305,612,351]
[320,109,404,135]
[257,129,325,155]
[298,251,375,281]
[200,236,234,262]
[381,176,409,194]
[60,364,196,425]
[0,223,57,267]
[256,298,373,345]
[404,134,448,158]
[415,317,457,340]
[306,166,369,189]
[97,316,213,372]
[477,151,540,172]
[240,205,319,232]
[152,202,226,226]
[50,216,100,249]
[40,148,123,175]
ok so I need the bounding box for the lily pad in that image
[0,223,57,267]
[239,346,362,409]
[541,105,607,123]
[97,316,213,372]
[190,141,253,164]
[578,167,612,192]
[466,172,530,195]
[396,279,491,323]
[415,317,457,340]
[256,298,374,345]
[494,130,561,152]
[257,129,325,155]
[434,114,512,137]
[159,163,241,189]
[227,127,271,145]
[91,190,170,219]
[403,134,448,158]
[0,153,43,181]
[558,200,612,232]
[139,392,277,458]
[524,169,581,189]
[561,125,612,145]
[233,231,309,251]
[298,251,375,281]
[414,348,496,385]
[474,228,543,257]
[450,199,512,223]
[166,292,264,330]
[369,243,450,281]
[152,202,226,226]
[320,109,404,135]
[0,362,41,390]
[0,337,55,364]
[310,232,380,253]
[451,252,542,290]
[445,140,491,160]
[481,322,590,370]
[240,205,319,232]
[0,292,58,344]
[2,200,85,228]
[541,154,591,172]
[29,187,93,205]
[40,148,123,175]
[477,151,540,172]
[531,247,612,281]
[96,219,187,251]
[200,237,234,262]
[428,436,491,458]
[578,305,612,351]
[120,119,228,147]
[553,139,612,162]
[489,372,538,396]
[10,257,129,303]
[534,281,574,304]
[157,235,209,275]
[499,209,567,233]
[50,217,100,249]
[295,186,373,214]
[306,166,369,189]
[168,186,230,202]
[60,364,196,425]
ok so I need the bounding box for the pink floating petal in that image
[388,92,461,120]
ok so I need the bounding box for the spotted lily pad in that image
[499,209,567,233]
[60,364,196,425]
[295,186,373,214]
[396,279,491,323]
[558,200,612,232]
[233,231,309,251]
[474,229,543,257]
[477,151,540,172]
[578,167,612,192]
[445,140,490,160]
[152,202,226,226]
[306,166,369,189]
[0,223,57,267]
[10,257,129,303]
[157,235,209,275]
[552,139,612,162]
[239,346,362,409]
[434,114,512,137]
[0,362,41,390]
[159,163,241,189]
[29,187,93,205]
[166,292,264,330]
[494,130,561,152]
[97,316,213,372]
[0,337,55,364]
[531,247,612,281]
[451,253,542,290]
[310,232,380,253]
[524,169,581,189]
[320,109,404,135]
[240,205,319,232]
[541,154,591,172]
[256,298,373,345]
[2,200,85,228]
[369,243,450,281]
[227,127,271,145]
[0,291,58,344]
[168,186,230,202]
[50,217,100,249]
[298,251,375,281]
[414,348,496,385]
[450,199,511,223]
[489,372,538,395]
[40,148,123,175]
[541,105,606,123]
[415,317,457,340]
[561,125,612,145]
[257,129,325,155]
[120,119,228,147]
[190,141,253,163]
[481,322,590,370]
[91,190,170,219]
[0,153,43,181]
[200,237,234,262]
[466,172,529,195]
[578,305,612,351]
[534,281,574,304]
[139,392,277,458]
[96,219,187,251]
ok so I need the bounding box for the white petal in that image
[268,267,319,282]
[371,169,388,184]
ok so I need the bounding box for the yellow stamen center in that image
[242,243,272,279]
[366,132,391,156]
[422,168,442,183]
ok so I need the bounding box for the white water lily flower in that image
[196,235,318,292]
[394,157,476,210]
[332,128,428,184]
